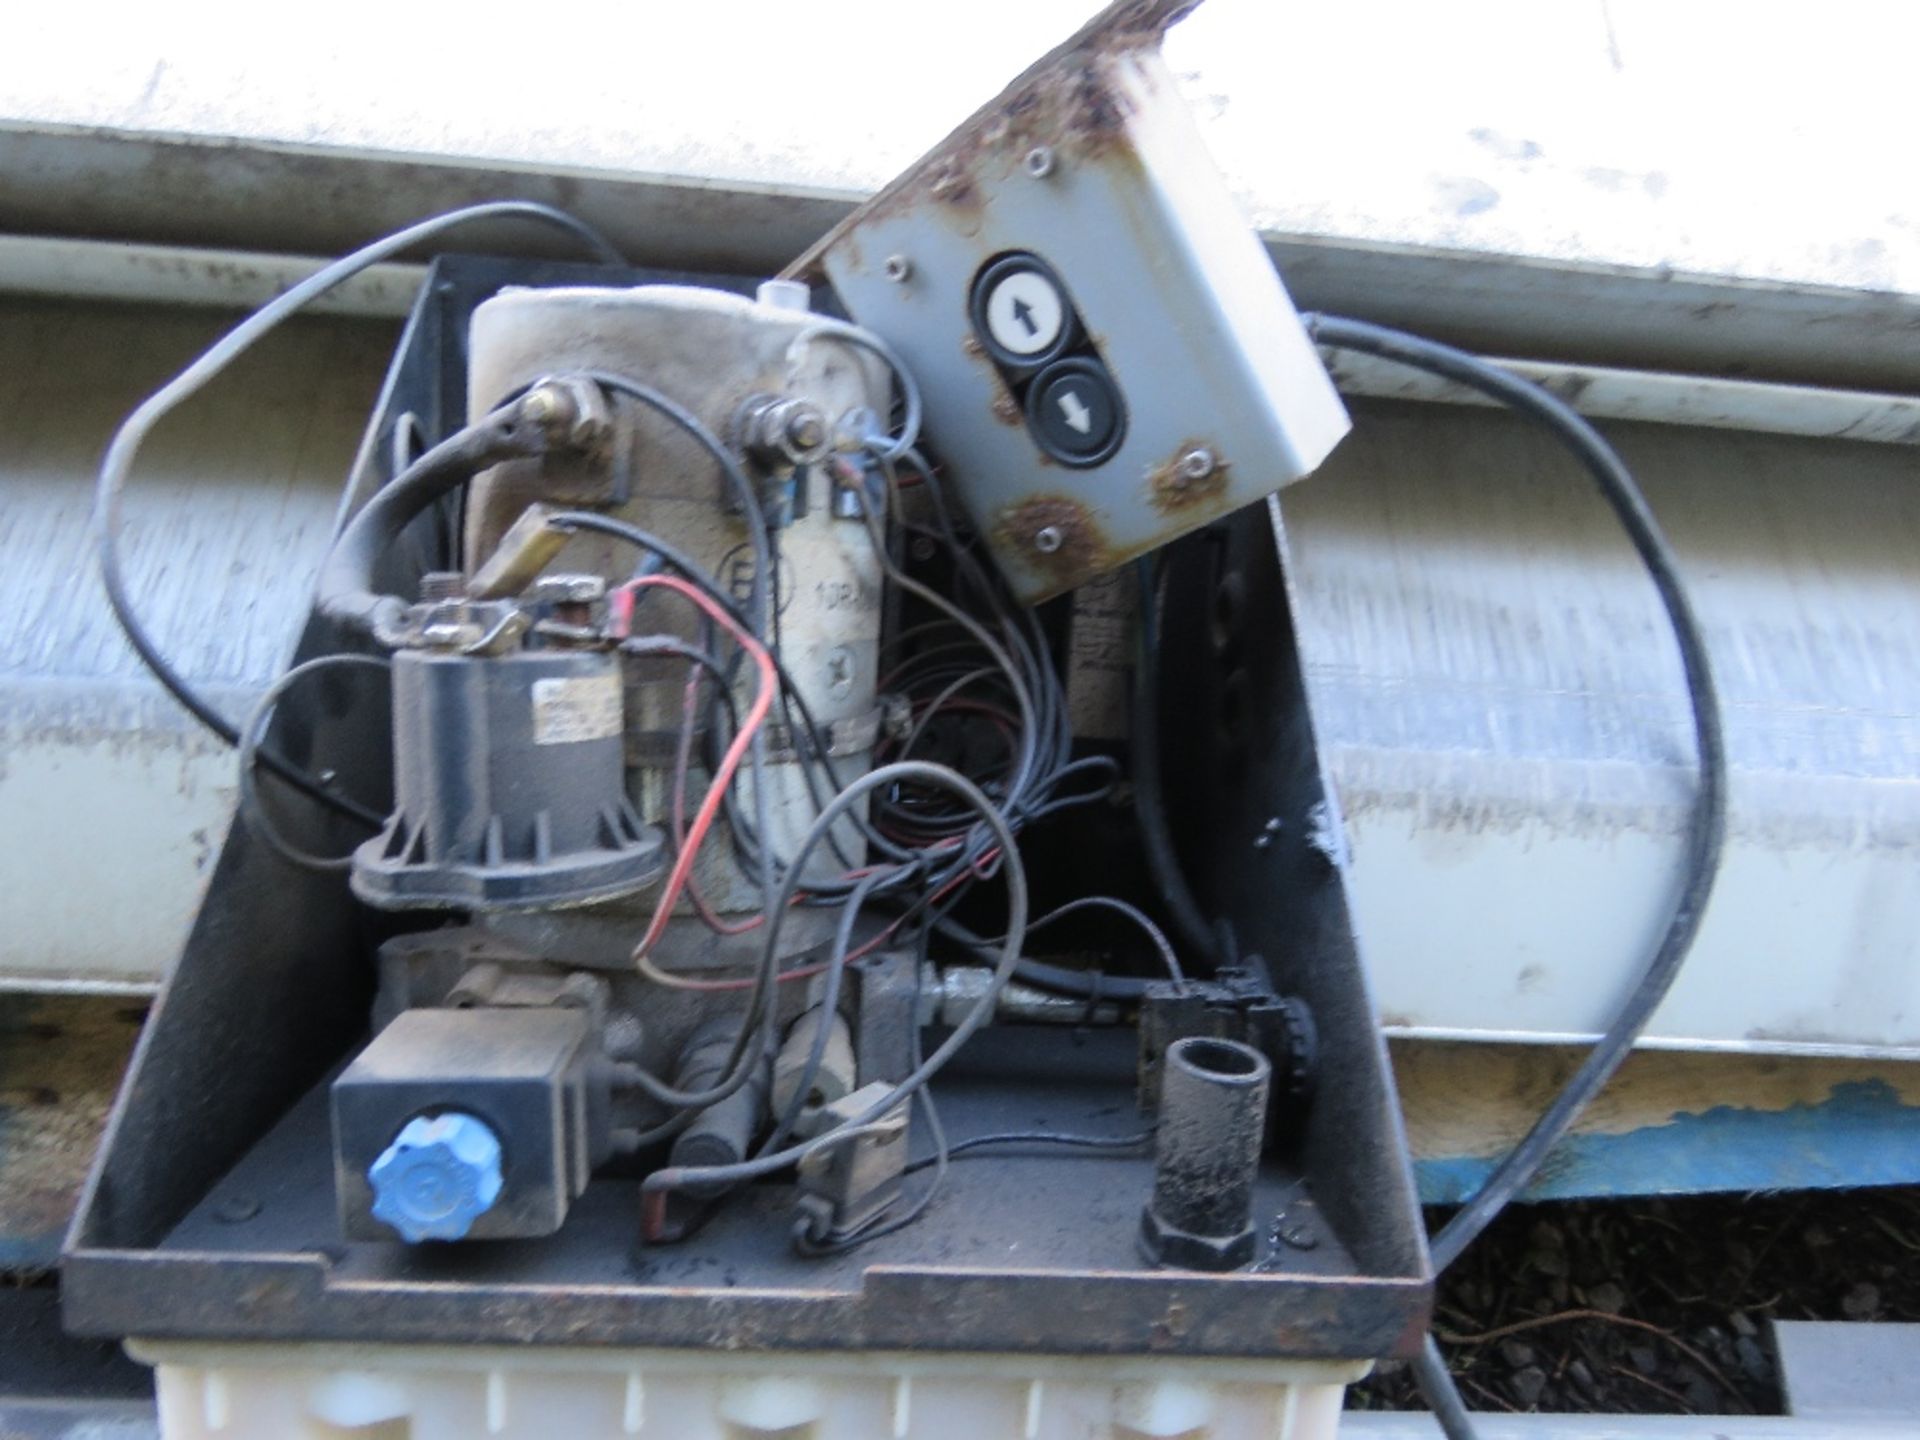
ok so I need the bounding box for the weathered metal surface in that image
[0,997,142,1269]
[1150,496,1430,1301]
[63,283,1429,1353]
[1776,1320,1920,1419]
[1322,348,1920,447]
[0,297,395,990]
[793,9,1347,602]
[0,234,423,317]
[1284,399,1920,1056]
[1392,1040,1920,1203]
[6,2,1920,390]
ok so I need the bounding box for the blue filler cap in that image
[368,1111,504,1242]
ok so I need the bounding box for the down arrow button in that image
[1028,358,1123,466]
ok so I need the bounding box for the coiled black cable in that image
[1305,313,1727,1434]
[95,200,624,825]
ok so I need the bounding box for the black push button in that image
[1026,358,1124,466]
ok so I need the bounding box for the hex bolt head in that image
[530,573,608,605]
[1024,145,1057,179]
[1033,525,1065,555]
[883,254,914,284]
[1178,448,1218,483]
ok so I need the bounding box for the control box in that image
[787,3,1349,603]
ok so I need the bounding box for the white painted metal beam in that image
[0,234,421,318]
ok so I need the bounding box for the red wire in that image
[618,574,777,963]
[668,659,761,937]
[647,839,996,993]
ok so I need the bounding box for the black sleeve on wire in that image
[95,199,624,826]
[316,406,546,638]
[1306,314,1727,1440]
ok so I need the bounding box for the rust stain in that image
[1147,439,1231,514]
[993,493,1114,592]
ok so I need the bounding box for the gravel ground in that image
[1349,1187,1920,1415]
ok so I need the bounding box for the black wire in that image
[548,508,911,878]
[1306,313,1728,1269]
[902,1127,1154,1176]
[1130,556,1221,968]
[932,914,1152,1001]
[792,921,951,1257]
[760,869,893,1157]
[95,201,623,824]
[639,760,1027,1215]
[1305,314,1727,1437]
[1413,1334,1478,1440]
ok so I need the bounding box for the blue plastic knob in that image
[367,1112,504,1243]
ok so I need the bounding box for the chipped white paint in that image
[3,1,1915,299]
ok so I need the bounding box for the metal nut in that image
[1033,525,1065,555]
[1024,145,1057,179]
[883,255,914,284]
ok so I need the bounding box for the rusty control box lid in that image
[787,0,1349,604]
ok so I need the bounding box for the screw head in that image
[214,1192,261,1224]
[1033,525,1065,555]
[883,254,913,283]
[1178,448,1218,483]
[1024,145,1056,179]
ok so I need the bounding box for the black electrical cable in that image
[548,506,909,874]
[1304,313,1727,1434]
[759,868,893,1158]
[317,402,545,639]
[791,922,953,1258]
[639,760,1027,1229]
[1130,555,1222,968]
[925,913,1152,1001]
[95,200,623,823]
[235,653,391,872]
[903,1126,1154,1176]
[1413,1335,1478,1440]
